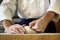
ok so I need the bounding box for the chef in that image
[0,0,60,34]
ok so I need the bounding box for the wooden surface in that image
[0,33,60,40]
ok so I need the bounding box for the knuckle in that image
[29,22,32,25]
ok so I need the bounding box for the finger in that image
[17,25,26,33]
[31,26,38,30]
[11,28,21,34]
[15,24,25,33]
[29,22,35,28]
[14,28,24,34]
[22,24,26,27]
[19,27,26,33]
[12,28,22,34]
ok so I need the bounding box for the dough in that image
[24,26,37,34]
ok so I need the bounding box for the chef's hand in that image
[6,24,26,34]
[29,19,46,32]
[29,11,56,33]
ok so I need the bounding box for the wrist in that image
[2,19,13,29]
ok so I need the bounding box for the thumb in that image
[29,22,36,28]
[31,26,40,31]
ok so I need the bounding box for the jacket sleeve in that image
[0,0,16,21]
[47,0,60,22]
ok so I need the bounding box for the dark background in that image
[0,0,2,4]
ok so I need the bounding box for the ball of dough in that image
[24,26,37,34]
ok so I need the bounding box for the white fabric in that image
[47,0,60,22]
[0,0,60,22]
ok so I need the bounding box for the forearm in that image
[1,20,13,29]
[38,11,56,32]
[42,11,56,25]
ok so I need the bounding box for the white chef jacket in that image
[0,0,60,22]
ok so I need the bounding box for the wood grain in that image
[0,33,60,40]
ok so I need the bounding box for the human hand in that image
[29,19,47,32]
[5,24,26,34]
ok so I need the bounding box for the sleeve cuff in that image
[0,5,12,21]
[0,12,12,21]
[46,0,60,22]
[47,8,60,22]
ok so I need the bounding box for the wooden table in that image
[0,33,60,40]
